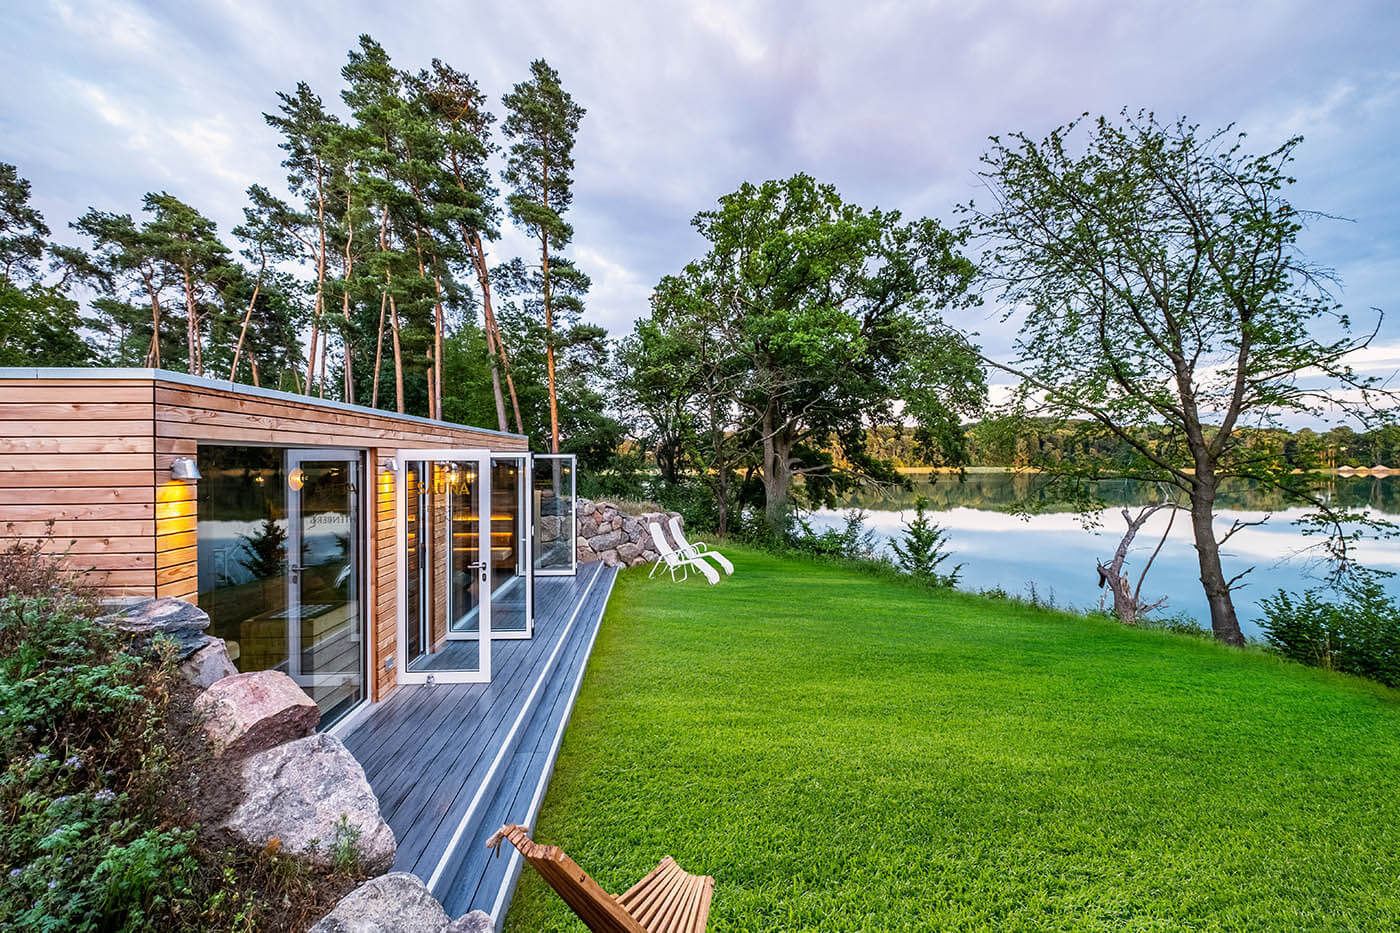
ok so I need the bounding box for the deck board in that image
[340,562,618,915]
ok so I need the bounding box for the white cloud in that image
[4,0,1397,363]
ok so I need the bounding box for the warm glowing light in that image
[288,468,305,492]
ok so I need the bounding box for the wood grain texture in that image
[1,374,526,711]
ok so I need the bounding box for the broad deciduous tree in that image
[962,111,1393,645]
[641,173,984,532]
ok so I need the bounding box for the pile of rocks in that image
[576,498,684,568]
[101,597,490,932]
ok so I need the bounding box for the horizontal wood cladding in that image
[153,383,524,452]
[372,452,397,702]
[154,438,197,601]
[2,373,522,698]
[0,378,157,598]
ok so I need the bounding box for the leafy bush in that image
[576,448,649,503]
[1260,575,1400,687]
[645,478,721,536]
[0,536,363,931]
[783,510,880,561]
[889,498,961,587]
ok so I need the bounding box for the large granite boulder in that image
[309,873,448,932]
[100,597,211,659]
[179,636,239,689]
[223,732,395,874]
[308,872,493,932]
[446,911,493,932]
[195,670,320,757]
[587,529,623,552]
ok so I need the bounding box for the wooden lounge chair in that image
[486,824,714,933]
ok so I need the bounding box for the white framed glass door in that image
[532,454,577,575]
[490,453,534,638]
[285,449,365,720]
[396,449,491,684]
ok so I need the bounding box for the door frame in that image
[532,453,577,577]
[488,452,535,639]
[284,448,367,697]
[394,448,493,685]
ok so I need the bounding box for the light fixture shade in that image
[170,457,201,482]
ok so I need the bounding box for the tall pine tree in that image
[501,59,586,452]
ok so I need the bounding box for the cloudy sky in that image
[4,0,1398,395]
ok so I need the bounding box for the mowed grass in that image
[505,546,1400,931]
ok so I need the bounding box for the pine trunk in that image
[181,268,200,376]
[388,290,405,415]
[433,274,444,421]
[341,211,356,404]
[468,231,510,433]
[229,247,267,382]
[541,232,560,453]
[143,273,162,369]
[371,289,387,410]
[305,158,330,395]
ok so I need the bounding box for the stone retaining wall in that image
[576,498,683,568]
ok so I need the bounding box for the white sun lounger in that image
[668,515,734,575]
[647,522,720,584]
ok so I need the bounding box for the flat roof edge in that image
[0,367,529,441]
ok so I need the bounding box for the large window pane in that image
[491,456,529,634]
[197,446,290,682]
[532,454,575,574]
[197,445,366,727]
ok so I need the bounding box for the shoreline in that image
[893,465,1396,477]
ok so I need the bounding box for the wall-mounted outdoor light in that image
[288,467,305,492]
[170,457,201,482]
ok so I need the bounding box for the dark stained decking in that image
[340,561,620,921]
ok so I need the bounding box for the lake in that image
[809,471,1400,637]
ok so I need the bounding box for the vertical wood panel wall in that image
[1,371,525,702]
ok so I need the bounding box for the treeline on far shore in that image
[856,420,1400,472]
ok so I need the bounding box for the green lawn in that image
[505,547,1400,931]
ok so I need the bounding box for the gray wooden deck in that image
[340,561,619,922]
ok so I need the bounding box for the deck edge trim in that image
[424,561,605,894]
[486,564,622,925]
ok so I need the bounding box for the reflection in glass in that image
[532,454,576,573]
[404,459,484,674]
[289,459,363,725]
[491,457,529,634]
[197,446,288,678]
[196,446,366,728]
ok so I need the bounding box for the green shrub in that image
[888,497,961,587]
[0,536,362,931]
[1260,576,1400,687]
[783,510,880,561]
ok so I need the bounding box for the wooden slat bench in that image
[486,824,714,933]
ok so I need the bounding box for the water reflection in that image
[813,472,1400,637]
